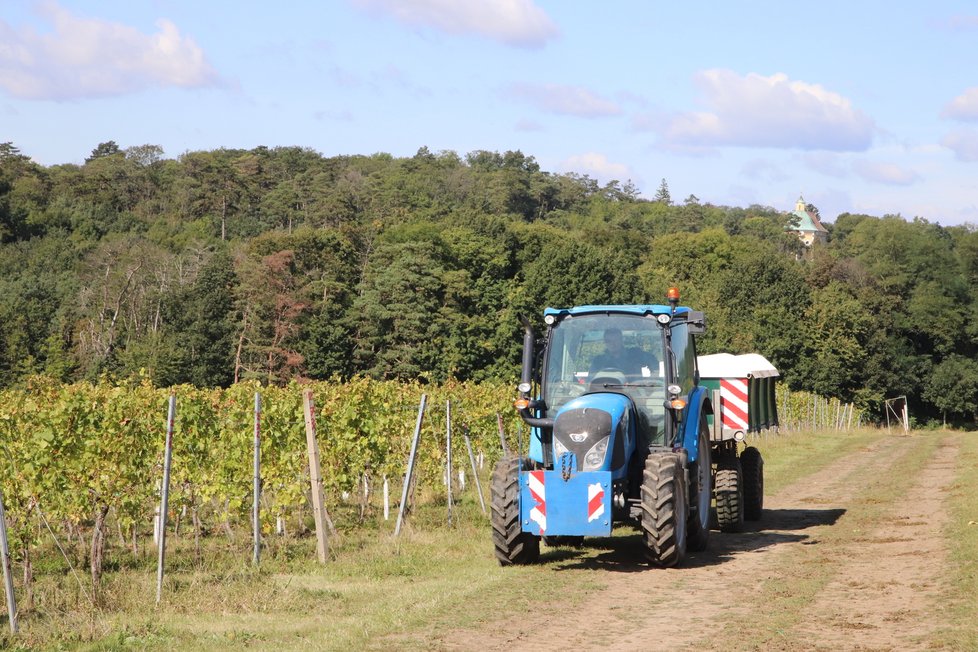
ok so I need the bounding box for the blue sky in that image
[2,0,978,225]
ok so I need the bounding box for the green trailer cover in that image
[697,353,780,433]
[748,377,762,431]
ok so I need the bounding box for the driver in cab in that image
[588,328,657,381]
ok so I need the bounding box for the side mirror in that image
[686,311,707,335]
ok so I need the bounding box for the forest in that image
[2,140,977,424]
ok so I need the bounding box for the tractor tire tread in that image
[741,446,764,521]
[640,452,687,568]
[715,456,743,533]
[490,455,540,565]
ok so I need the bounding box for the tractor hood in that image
[552,392,633,477]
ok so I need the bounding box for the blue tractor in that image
[491,290,716,567]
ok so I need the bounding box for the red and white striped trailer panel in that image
[720,378,749,431]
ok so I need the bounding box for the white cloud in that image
[942,128,978,161]
[662,69,875,151]
[506,83,621,118]
[852,160,921,186]
[0,1,219,100]
[561,153,629,180]
[352,0,558,48]
[942,87,978,122]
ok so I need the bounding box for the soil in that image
[438,434,958,652]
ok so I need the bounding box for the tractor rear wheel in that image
[490,455,540,565]
[640,452,687,567]
[715,455,743,532]
[741,446,764,521]
[687,422,712,552]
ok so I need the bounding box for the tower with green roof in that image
[786,195,828,246]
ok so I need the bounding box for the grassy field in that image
[1,427,976,650]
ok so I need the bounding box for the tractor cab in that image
[521,304,704,470]
[541,311,671,454]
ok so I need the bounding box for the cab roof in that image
[544,304,691,318]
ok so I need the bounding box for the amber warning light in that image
[667,286,680,305]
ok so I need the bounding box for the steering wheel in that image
[588,368,626,393]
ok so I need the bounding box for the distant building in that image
[786,195,828,246]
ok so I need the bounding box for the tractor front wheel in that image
[687,421,712,552]
[490,455,540,565]
[741,446,764,521]
[640,452,687,567]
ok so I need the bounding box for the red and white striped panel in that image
[720,378,749,431]
[587,482,605,523]
[528,470,546,534]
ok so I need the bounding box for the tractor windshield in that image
[543,314,667,446]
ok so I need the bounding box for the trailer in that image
[697,353,778,531]
[698,352,779,441]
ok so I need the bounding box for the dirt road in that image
[438,433,957,651]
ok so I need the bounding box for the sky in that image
[2,0,978,226]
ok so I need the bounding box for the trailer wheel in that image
[490,455,540,565]
[640,452,687,567]
[715,455,743,533]
[741,446,764,521]
[687,420,712,552]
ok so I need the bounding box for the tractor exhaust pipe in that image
[520,316,534,391]
[517,316,554,429]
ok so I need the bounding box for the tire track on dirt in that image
[438,436,916,652]
[785,435,957,651]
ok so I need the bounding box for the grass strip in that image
[933,431,978,650]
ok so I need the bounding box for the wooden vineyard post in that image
[395,394,427,537]
[496,412,509,454]
[252,392,261,566]
[156,391,176,605]
[0,485,18,634]
[303,390,329,564]
[446,400,453,526]
[463,426,487,515]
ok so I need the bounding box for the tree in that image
[179,150,250,240]
[164,250,238,387]
[924,355,978,424]
[85,141,121,163]
[654,178,671,205]
[349,240,449,380]
[0,142,43,242]
[792,281,873,401]
[233,249,310,384]
[124,144,164,166]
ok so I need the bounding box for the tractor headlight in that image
[583,436,610,471]
[553,438,569,458]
